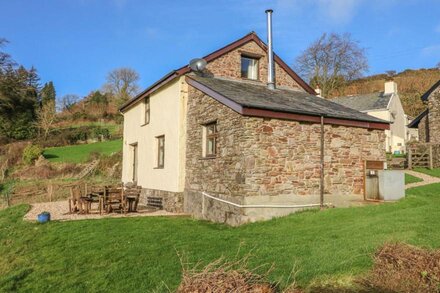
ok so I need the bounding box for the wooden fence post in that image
[408,147,412,169]
[429,145,434,169]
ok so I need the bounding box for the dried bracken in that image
[176,252,282,293]
[362,243,440,293]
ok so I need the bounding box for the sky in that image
[1,0,439,98]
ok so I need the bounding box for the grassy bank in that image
[413,167,440,178]
[1,184,440,291]
[43,139,122,163]
[405,173,423,185]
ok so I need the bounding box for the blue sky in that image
[1,0,439,98]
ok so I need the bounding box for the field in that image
[1,183,440,292]
[43,139,122,163]
[405,173,423,185]
[413,167,440,178]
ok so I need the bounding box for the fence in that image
[407,143,440,169]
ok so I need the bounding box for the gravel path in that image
[405,170,440,189]
[24,200,188,222]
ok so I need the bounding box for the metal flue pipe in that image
[265,9,275,90]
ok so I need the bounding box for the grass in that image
[43,139,122,163]
[1,184,440,291]
[405,173,423,185]
[413,167,440,178]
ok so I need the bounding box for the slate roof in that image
[421,80,440,102]
[408,109,428,128]
[189,75,387,124]
[331,92,393,112]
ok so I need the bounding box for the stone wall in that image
[427,88,440,143]
[140,188,184,213]
[184,87,386,224]
[418,115,429,143]
[205,40,303,91]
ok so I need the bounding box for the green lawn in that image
[1,184,440,292]
[414,167,440,178]
[43,139,122,163]
[405,173,423,185]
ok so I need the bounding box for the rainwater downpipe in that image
[200,116,329,216]
[320,115,325,209]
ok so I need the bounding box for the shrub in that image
[22,144,43,165]
[92,127,111,140]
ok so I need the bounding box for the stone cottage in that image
[332,81,409,154]
[408,80,440,143]
[119,31,389,225]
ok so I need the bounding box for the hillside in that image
[329,68,440,117]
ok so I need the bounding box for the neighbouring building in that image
[120,31,389,225]
[332,81,410,154]
[408,80,440,143]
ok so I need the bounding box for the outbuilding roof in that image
[331,92,393,112]
[187,75,389,129]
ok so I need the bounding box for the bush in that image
[22,144,43,165]
[92,127,111,140]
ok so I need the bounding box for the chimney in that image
[266,9,275,90]
[384,81,397,94]
[315,88,322,98]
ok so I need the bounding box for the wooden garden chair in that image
[122,184,141,213]
[102,186,123,213]
[68,183,91,214]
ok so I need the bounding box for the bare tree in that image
[386,70,397,78]
[36,99,56,138]
[60,94,80,113]
[103,67,140,104]
[295,33,368,97]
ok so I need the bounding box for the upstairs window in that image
[156,135,165,168]
[241,56,259,80]
[143,97,150,125]
[203,122,218,157]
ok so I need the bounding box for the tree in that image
[36,99,56,138]
[103,67,139,105]
[88,90,109,117]
[437,62,440,70]
[40,81,56,107]
[386,70,397,78]
[295,33,368,97]
[60,94,80,113]
[0,38,14,72]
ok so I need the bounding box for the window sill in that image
[199,156,217,160]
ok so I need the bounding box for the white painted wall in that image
[121,77,187,192]
[366,94,407,153]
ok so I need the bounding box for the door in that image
[131,143,138,183]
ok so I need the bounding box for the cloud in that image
[112,0,128,10]
[421,44,440,57]
[316,0,363,24]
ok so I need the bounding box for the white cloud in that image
[421,44,440,57]
[316,0,363,24]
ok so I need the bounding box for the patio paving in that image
[24,200,188,222]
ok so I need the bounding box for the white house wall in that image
[122,77,186,192]
[367,94,407,153]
